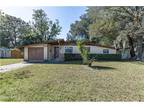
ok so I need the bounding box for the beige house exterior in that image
[24,40,116,62]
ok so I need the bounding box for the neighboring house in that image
[23,40,117,62]
[0,47,11,58]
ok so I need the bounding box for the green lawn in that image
[0,61,144,101]
[0,58,23,66]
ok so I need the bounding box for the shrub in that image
[77,41,89,64]
[64,54,121,61]
[64,54,82,61]
[11,48,23,58]
[88,54,121,61]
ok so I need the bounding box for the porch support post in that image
[24,47,28,60]
[44,44,48,61]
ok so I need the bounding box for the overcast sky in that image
[0,6,87,40]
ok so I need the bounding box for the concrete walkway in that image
[0,62,32,73]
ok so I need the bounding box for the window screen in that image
[65,47,73,53]
[103,49,109,54]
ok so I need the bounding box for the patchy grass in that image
[0,58,23,66]
[0,61,144,101]
[131,61,144,65]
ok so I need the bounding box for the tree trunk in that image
[10,34,15,48]
[127,34,136,59]
[136,36,143,60]
[142,51,144,61]
[14,35,17,47]
[141,42,144,61]
[13,28,17,47]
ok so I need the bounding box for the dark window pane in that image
[65,47,73,53]
[103,49,109,54]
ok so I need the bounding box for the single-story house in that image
[0,47,11,58]
[23,40,117,62]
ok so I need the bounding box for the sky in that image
[0,6,87,40]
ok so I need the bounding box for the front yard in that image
[0,58,23,66]
[0,61,144,101]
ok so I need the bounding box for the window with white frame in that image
[65,47,73,53]
[103,49,109,54]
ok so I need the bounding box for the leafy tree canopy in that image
[0,9,62,48]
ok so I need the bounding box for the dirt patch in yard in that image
[14,70,33,79]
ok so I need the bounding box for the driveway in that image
[0,62,32,73]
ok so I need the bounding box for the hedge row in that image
[64,54,121,61]
[64,54,82,61]
[88,54,121,61]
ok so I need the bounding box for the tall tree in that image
[113,7,144,60]
[87,7,118,46]
[0,9,62,47]
[32,9,49,42]
[66,33,73,40]
[68,6,144,60]
[32,9,61,42]
[0,12,30,48]
[68,14,91,40]
[18,23,35,45]
[48,19,62,40]
[0,11,9,47]
[67,7,118,46]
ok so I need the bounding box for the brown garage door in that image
[28,47,44,62]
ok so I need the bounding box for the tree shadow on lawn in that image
[90,65,116,70]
